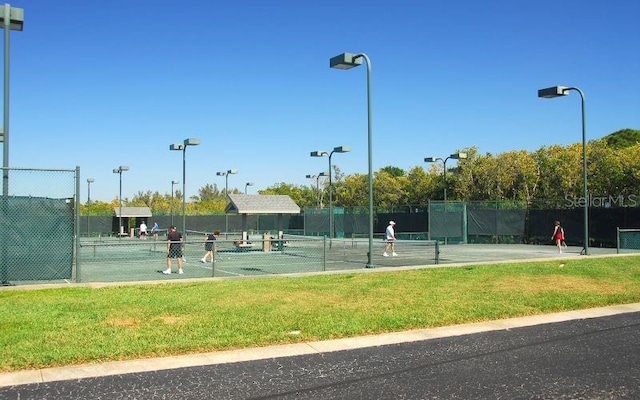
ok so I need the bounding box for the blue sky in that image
[6,0,639,202]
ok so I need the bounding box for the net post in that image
[323,236,327,271]
[212,241,216,277]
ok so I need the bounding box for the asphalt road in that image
[2,309,638,399]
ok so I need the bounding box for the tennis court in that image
[4,234,622,286]
[73,234,443,283]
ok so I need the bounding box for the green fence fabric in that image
[1,196,73,281]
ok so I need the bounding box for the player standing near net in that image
[139,221,148,240]
[201,231,219,263]
[151,221,160,239]
[552,220,565,254]
[383,221,397,257]
[164,226,184,274]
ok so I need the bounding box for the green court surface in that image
[5,236,624,286]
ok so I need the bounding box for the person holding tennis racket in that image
[552,220,565,254]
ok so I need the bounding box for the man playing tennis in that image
[383,221,397,257]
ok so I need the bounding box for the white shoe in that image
[200,258,206,263]
[392,252,398,256]
[162,269,171,275]
[182,257,186,262]
[178,269,184,274]
[383,252,389,257]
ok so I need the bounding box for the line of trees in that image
[83,129,640,215]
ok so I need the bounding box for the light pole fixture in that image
[311,146,350,239]
[330,52,373,267]
[306,172,327,207]
[86,178,94,237]
[538,85,589,255]
[170,180,179,226]
[424,152,468,203]
[86,178,94,204]
[244,182,254,194]
[170,138,200,235]
[112,166,129,236]
[216,169,239,195]
[217,169,238,236]
[0,4,23,198]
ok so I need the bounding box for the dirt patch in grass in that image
[105,317,140,327]
[495,275,626,294]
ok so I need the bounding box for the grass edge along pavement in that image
[1,254,639,373]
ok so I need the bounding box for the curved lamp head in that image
[538,86,569,98]
[330,53,362,70]
[450,152,468,160]
[333,146,350,153]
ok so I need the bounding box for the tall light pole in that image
[0,4,22,286]
[306,172,327,207]
[170,179,179,226]
[311,146,350,238]
[330,52,373,267]
[424,152,468,203]
[0,4,23,198]
[86,178,94,237]
[86,178,94,204]
[217,169,238,236]
[538,85,589,255]
[425,152,467,245]
[112,166,129,236]
[244,182,254,194]
[170,138,200,236]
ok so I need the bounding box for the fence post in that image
[212,241,216,277]
[75,166,81,283]
[323,235,327,271]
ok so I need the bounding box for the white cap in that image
[389,221,396,225]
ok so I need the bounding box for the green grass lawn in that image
[1,255,640,372]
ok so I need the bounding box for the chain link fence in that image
[617,228,640,254]
[1,167,78,285]
[76,233,440,283]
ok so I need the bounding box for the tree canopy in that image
[83,128,640,215]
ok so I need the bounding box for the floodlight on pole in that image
[330,52,373,267]
[424,152,468,244]
[538,85,589,255]
[0,4,23,285]
[311,146,350,239]
[244,182,254,194]
[1,3,23,197]
[424,152,468,203]
[306,172,328,207]
[170,137,200,236]
[86,178,94,204]
[112,166,129,237]
[170,180,179,226]
[217,169,238,236]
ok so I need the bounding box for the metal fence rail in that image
[617,228,640,254]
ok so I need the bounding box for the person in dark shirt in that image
[163,226,184,275]
[201,230,219,263]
